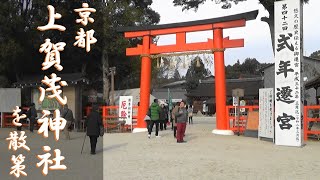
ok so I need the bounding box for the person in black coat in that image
[85,104,102,155]
[17,106,26,131]
[28,103,37,133]
[159,104,168,131]
[61,104,74,140]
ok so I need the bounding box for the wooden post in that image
[109,67,116,106]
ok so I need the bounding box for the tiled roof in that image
[259,56,320,72]
[152,88,187,100]
[305,75,320,89]
[12,73,89,88]
[161,80,186,88]
[186,77,263,97]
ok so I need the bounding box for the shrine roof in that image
[161,80,186,88]
[259,56,320,72]
[117,10,258,33]
[152,88,187,100]
[186,77,263,98]
[12,73,89,88]
[305,76,320,89]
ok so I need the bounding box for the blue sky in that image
[151,0,320,67]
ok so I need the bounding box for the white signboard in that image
[172,99,182,103]
[232,97,239,106]
[259,88,274,139]
[274,0,303,146]
[240,100,246,113]
[158,99,182,103]
[0,88,21,112]
[118,96,133,125]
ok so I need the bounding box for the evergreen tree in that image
[173,69,181,80]
[0,0,160,96]
[310,50,320,59]
[185,57,210,91]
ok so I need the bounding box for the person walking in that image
[148,99,161,138]
[175,100,188,143]
[170,107,174,130]
[187,105,193,124]
[28,103,37,133]
[144,112,151,131]
[164,105,169,130]
[171,102,179,138]
[17,106,26,131]
[61,104,74,140]
[85,104,102,155]
[159,104,167,131]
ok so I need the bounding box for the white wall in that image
[0,88,21,112]
[63,86,76,116]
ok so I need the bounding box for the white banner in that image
[274,0,303,146]
[118,96,133,125]
[259,88,274,139]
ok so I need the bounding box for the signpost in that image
[240,100,246,113]
[232,88,244,136]
[118,96,133,125]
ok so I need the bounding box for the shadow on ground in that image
[102,143,128,152]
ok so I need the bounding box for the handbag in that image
[100,125,105,136]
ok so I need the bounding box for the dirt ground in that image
[1,116,319,180]
[103,117,320,180]
[0,128,103,180]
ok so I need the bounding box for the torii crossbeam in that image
[118,10,258,134]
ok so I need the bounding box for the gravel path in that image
[0,128,103,180]
[103,116,320,180]
[1,116,319,180]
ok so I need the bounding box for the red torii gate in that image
[118,10,258,134]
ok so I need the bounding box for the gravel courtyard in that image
[1,116,320,180]
[104,116,320,180]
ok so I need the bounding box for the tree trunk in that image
[81,62,87,75]
[259,1,275,55]
[261,13,275,55]
[102,48,110,105]
[268,12,275,55]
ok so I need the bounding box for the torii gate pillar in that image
[212,28,233,135]
[133,35,151,133]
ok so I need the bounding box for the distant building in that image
[12,73,89,130]
[151,88,187,105]
[113,88,156,106]
[260,56,320,105]
[185,77,264,114]
[161,80,186,89]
